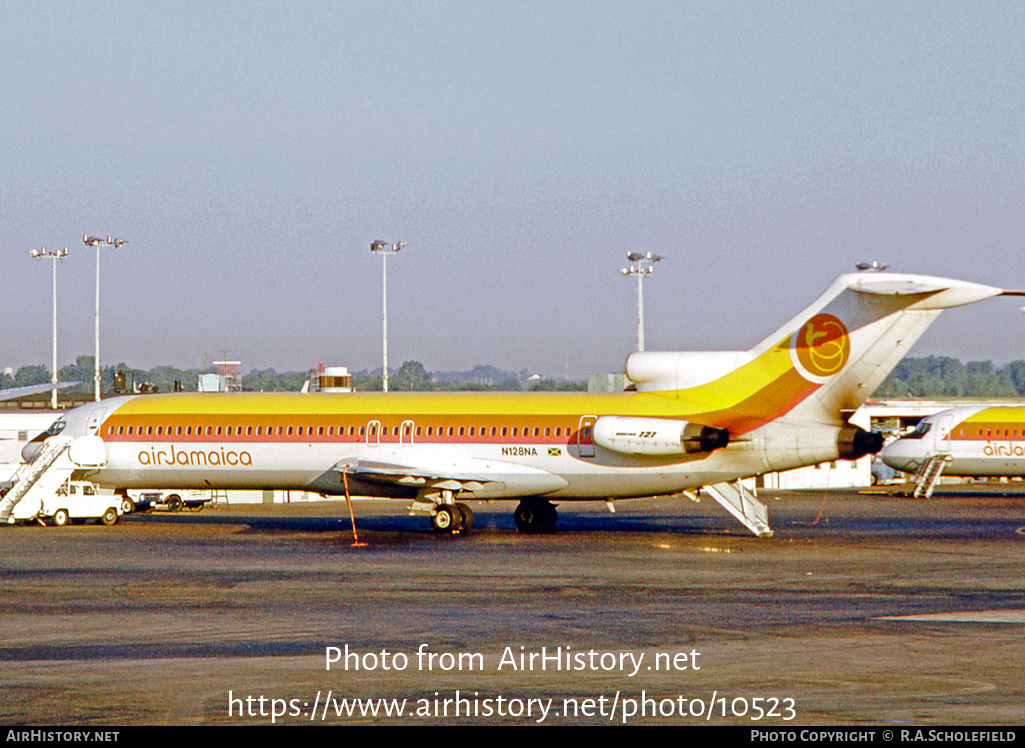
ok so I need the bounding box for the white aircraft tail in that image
[626,272,1005,431]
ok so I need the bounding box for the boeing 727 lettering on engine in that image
[3,269,1019,537]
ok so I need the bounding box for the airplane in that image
[880,405,1025,497]
[2,269,1019,537]
[0,382,77,402]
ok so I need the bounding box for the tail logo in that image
[790,313,850,383]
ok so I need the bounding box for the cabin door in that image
[577,415,597,458]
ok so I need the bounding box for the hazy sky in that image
[3,1,1023,379]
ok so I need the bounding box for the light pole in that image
[619,251,663,352]
[84,234,127,401]
[28,246,69,408]
[370,240,406,392]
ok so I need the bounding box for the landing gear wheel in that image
[101,508,118,526]
[166,495,183,512]
[514,499,557,533]
[431,506,463,534]
[455,503,474,532]
[52,509,70,527]
[121,498,136,514]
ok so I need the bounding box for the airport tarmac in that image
[2,487,1024,726]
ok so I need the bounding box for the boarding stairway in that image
[0,437,75,523]
[912,453,952,499]
[701,480,773,537]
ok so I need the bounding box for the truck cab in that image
[41,480,123,527]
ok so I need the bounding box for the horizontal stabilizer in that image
[849,278,948,295]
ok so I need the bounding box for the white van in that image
[40,481,123,527]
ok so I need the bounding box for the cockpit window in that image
[45,420,67,437]
[903,422,931,440]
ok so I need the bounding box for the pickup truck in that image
[40,481,123,527]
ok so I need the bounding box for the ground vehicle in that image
[119,489,211,514]
[40,481,123,527]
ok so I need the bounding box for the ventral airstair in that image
[700,480,774,537]
[912,453,952,499]
[0,436,105,524]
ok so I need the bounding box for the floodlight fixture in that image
[618,250,664,352]
[28,245,70,408]
[84,233,128,400]
[370,239,408,392]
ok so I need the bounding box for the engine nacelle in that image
[592,415,729,457]
[837,424,884,460]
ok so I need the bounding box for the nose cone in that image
[21,438,47,463]
[879,440,918,474]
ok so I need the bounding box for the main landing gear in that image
[513,498,558,533]
[430,503,475,535]
[414,492,557,535]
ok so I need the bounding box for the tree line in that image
[874,356,1025,399]
[8,354,1023,398]
[2,356,586,395]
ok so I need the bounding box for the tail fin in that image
[626,272,1003,432]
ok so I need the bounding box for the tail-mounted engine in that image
[592,415,729,457]
[837,424,884,460]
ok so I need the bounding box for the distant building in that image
[199,361,243,393]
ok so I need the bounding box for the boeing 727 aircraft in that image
[880,405,1025,497]
[2,270,1017,537]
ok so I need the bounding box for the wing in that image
[0,382,78,403]
[331,450,568,499]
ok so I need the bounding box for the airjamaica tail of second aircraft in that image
[7,269,1011,537]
